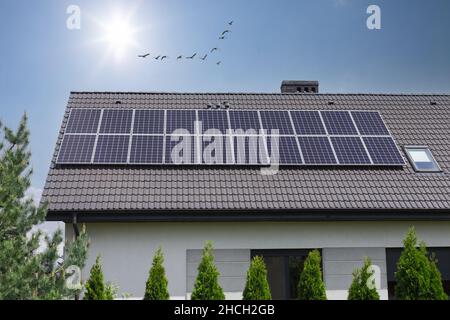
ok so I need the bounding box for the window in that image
[404,146,441,172]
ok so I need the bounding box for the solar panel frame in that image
[232,135,269,165]
[290,111,327,135]
[228,110,261,135]
[200,135,234,165]
[99,109,133,134]
[65,108,102,134]
[321,111,358,135]
[133,110,165,134]
[331,136,372,164]
[165,135,198,164]
[93,135,130,164]
[198,110,230,135]
[363,137,405,165]
[298,136,337,165]
[57,134,96,164]
[259,111,295,135]
[351,111,390,136]
[166,110,197,135]
[129,135,165,164]
[265,135,303,165]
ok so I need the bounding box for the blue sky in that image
[1,0,450,193]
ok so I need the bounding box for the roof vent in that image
[223,102,230,109]
[281,80,319,94]
[215,104,221,109]
[328,101,335,105]
[206,104,212,109]
[115,100,122,104]
[430,101,437,105]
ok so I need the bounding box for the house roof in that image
[42,91,450,222]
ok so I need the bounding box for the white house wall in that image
[66,221,450,299]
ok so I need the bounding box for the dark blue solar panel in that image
[363,137,404,165]
[233,135,267,164]
[259,111,294,135]
[201,135,233,164]
[66,109,101,133]
[99,110,133,134]
[133,110,165,134]
[266,136,302,164]
[351,112,389,135]
[321,111,358,135]
[290,111,326,135]
[57,135,96,163]
[165,135,197,164]
[198,110,230,134]
[229,111,261,134]
[129,136,164,164]
[93,135,130,163]
[166,110,197,135]
[331,137,371,164]
[298,136,337,164]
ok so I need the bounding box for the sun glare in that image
[96,9,140,62]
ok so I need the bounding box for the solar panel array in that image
[57,108,405,166]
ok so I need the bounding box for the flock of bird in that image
[137,20,233,66]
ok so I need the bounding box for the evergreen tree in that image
[347,257,380,300]
[191,242,225,300]
[242,256,271,300]
[0,115,89,299]
[84,255,114,300]
[144,247,170,300]
[297,249,327,300]
[395,227,447,300]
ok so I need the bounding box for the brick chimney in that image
[281,80,319,93]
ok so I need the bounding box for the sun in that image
[95,9,140,62]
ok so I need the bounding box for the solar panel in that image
[331,137,371,164]
[290,111,326,135]
[351,111,390,135]
[266,136,302,164]
[363,137,404,165]
[298,136,337,164]
[201,135,233,164]
[129,136,164,164]
[57,135,96,163]
[198,110,229,134]
[59,108,404,167]
[321,111,358,135]
[165,135,197,164]
[233,135,268,164]
[66,109,101,133]
[229,111,261,134]
[133,110,165,134]
[93,135,130,163]
[99,110,133,134]
[166,110,197,135]
[260,111,295,135]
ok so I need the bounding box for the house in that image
[42,81,450,299]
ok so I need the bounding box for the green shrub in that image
[84,255,114,300]
[347,257,380,300]
[191,242,225,300]
[395,227,447,300]
[144,247,170,300]
[297,249,326,300]
[243,256,271,300]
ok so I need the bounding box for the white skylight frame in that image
[404,145,442,173]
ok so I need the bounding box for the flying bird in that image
[161,56,168,61]
[221,30,231,36]
[200,54,208,61]
[219,36,226,40]
[154,55,161,60]
[186,53,197,59]
[210,48,218,53]
[216,61,221,65]
[228,21,234,26]
[177,55,183,60]
[138,53,150,58]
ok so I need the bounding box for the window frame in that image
[404,145,442,173]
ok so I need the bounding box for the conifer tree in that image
[191,242,225,300]
[297,249,327,300]
[347,257,380,300]
[84,255,114,300]
[0,115,89,299]
[395,227,447,300]
[144,247,170,300]
[243,256,271,300]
